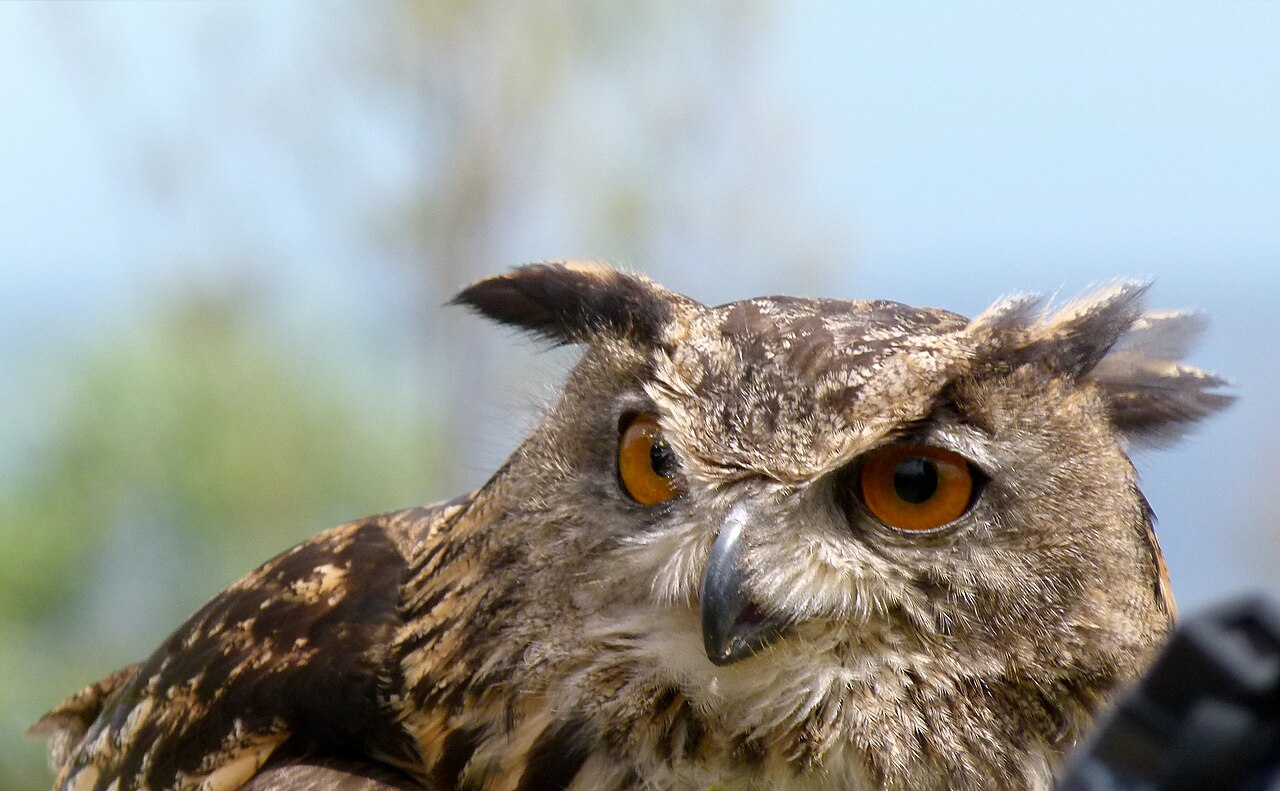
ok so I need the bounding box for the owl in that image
[32,262,1231,791]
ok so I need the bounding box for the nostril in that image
[737,601,769,628]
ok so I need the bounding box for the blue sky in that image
[2,1,1277,609]
[795,4,1279,283]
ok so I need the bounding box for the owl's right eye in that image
[618,413,684,506]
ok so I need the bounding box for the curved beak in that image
[700,502,788,666]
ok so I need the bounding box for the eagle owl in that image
[33,262,1230,791]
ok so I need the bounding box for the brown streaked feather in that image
[28,662,141,772]
[36,506,465,791]
[1136,492,1177,620]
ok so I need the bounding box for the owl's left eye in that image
[618,413,684,506]
[857,444,977,531]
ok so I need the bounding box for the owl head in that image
[454,261,1230,786]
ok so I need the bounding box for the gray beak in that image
[700,502,787,666]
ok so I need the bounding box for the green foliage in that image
[1,294,446,790]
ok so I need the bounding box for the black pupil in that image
[892,457,938,504]
[649,438,677,479]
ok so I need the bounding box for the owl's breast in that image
[504,605,1071,791]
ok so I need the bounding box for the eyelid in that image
[613,392,661,429]
[886,427,996,479]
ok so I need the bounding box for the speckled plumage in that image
[33,262,1230,791]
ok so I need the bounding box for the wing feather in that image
[34,512,443,791]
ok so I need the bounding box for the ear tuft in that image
[1088,310,1234,446]
[451,261,695,346]
[1034,280,1150,378]
[967,282,1231,445]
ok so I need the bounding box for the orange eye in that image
[858,444,975,531]
[618,414,683,506]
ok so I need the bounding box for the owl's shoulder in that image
[31,500,467,791]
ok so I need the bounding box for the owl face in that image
[637,296,1154,672]
[454,262,1229,786]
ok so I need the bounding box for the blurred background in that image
[2,2,1277,787]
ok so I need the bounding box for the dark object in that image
[1058,595,1280,791]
